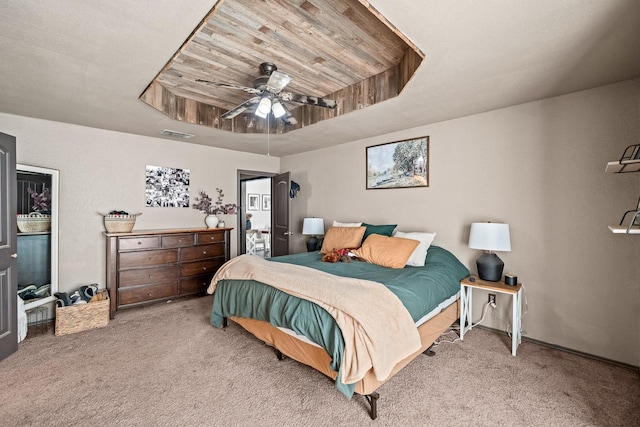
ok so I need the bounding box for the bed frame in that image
[222,299,460,419]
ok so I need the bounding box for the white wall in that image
[1,113,279,293]
[246,178,271,229]
[281,80,640,366]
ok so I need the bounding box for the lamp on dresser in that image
[302,217,324,252]
[468,222,511,282]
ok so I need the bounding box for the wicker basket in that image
[102,213,140,233]
[55,290,110,336]
[17,212,51,233]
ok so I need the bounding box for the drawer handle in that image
[148,275,152,278]
[148,292,153,296]
[202,267,207,271]
[138,242,142,245]
[202,251,207,254]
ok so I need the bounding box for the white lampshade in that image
[469,222,511,252]
[271,101,286,118]
[255,96,272,118]
[302,218,324,235]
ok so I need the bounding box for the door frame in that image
[237,170,276,255]
[17,164,59,311]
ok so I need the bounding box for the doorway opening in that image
[238,170,274,257]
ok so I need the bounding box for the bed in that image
[207,227,469,419]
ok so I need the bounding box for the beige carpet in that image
[1,295,638,427]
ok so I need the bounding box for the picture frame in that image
[247,193,260,211]
[145,165,190,207]
[366,136,429,189]
[261,194,271,211]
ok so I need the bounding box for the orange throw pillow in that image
[319,226,366,254]
[352,234,419,269]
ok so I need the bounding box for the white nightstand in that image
[459,276,523,356]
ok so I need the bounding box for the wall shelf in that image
[608,225,640,234]
[605,161,640,173]
[605,144,640,174]
[607,144,640,234]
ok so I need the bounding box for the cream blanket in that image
[207,255,421,384]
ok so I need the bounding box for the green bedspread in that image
[210,246,469,398]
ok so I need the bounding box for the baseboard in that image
[475,324,640,373]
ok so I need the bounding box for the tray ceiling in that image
[140,0,423,134]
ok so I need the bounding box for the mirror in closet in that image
[16,164,59,315]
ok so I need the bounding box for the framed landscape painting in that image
[366,136,429,189]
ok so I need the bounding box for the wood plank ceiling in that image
[140,0,423,134]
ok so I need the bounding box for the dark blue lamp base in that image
[306,236,319,252]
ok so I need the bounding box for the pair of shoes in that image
[20,291,39,301]
[54,292,71,307]
[69,291,83,304]
[79,284,98,302]
[34,284,51,297]
[18,285,37,297]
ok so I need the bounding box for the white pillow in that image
[332,221,363,227]
[394,231,436,267]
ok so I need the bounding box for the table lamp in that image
[468,222,511,281]
[302,217,324,252]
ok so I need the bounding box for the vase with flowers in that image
[192,188,238,228]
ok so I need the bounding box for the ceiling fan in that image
[196,62,337,126]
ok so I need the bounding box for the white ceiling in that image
[1,0,639,157]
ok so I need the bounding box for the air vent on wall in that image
[161,129,195,139]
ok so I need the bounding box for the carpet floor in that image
[1,295,638,426]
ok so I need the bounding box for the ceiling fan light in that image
[271,101,286,118]
[256,97,272,118]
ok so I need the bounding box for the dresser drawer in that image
[119,265,179,288]
[162,234,195,248]
[118,282,178,305]
[119,249,178,269]
[181,244,225,261]
[119,236,160,251]
[179,274,212,295]
[181,258,224,277]
[197,232,226,245]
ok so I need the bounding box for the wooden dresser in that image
[105,228,232,318]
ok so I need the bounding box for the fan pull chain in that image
[267,113,270,156]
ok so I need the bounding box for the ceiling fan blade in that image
[281,92,337,109]
[265,71,291,93]
[196,79,261,95]
[222,97,260,119]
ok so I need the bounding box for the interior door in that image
[0,132,18,361]
[271,172,291,257]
